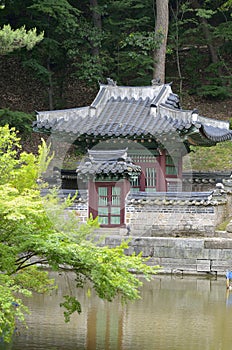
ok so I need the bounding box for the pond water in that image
[6,272,232,350]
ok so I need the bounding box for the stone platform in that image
[100,235,232,276]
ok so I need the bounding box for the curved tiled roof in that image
[33,83,232,146]
[34,98,195,138]
[127,190,227,206]
[76,149,141,179]
[202,124,232,142]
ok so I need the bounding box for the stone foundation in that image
[102,236,232,276]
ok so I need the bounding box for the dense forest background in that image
[0,0,231,169]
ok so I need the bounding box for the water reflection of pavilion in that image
[11,272,232,350]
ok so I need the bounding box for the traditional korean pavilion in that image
[33,80,232,228]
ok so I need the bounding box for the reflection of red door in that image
[89,182,126,227]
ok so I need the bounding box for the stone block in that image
[204,239,232,249]
[211,259,232,272]
[196,259,211,272]
[226,220,232,233]
[159,257,196,270]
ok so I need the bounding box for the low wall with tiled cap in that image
[126,204,226,237]
[126,190,228,237]
[60,186,232,237]
[182,171,231,192]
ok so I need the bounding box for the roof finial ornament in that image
[191,109,199,122]
[151,78,161,86]
[107,78,117,86]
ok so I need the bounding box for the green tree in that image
[1,0,230,100]
[25,0,81,109]
[0,108,33,133]
[0,125,158,343]
[101,0,158,85]
[0,0,80,109]
[0,24,43,55]
[168,0,232,98]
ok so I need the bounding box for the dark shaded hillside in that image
[0,56,97,113]
[1,56,232,119]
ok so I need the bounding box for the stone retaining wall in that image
[102,236,232,276]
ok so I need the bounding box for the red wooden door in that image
[93,183,125,227]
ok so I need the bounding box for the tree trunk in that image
[47,59,54,111]
[191,0,222,75]
[153,0,169,84]
[89,0,102,57]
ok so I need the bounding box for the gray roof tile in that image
[33,83,232,146]
[76,149,141,179]
[202,124,232,142]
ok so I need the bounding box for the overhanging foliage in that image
[0,126,159,343]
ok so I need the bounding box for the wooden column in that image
[156,149,167,192]
[88,180,98,219]
[178,157,183,179]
